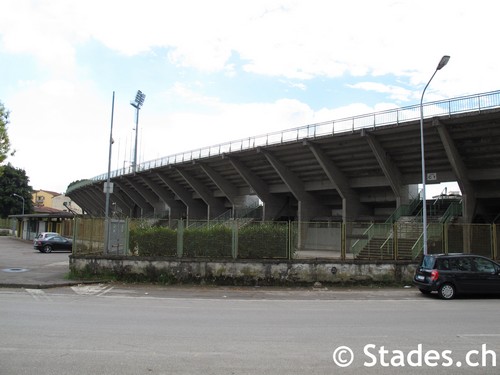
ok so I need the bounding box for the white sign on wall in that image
[426,173,437,182]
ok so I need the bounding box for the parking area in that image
[0,236,75,288]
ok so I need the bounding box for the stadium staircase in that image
[355,192,462,260]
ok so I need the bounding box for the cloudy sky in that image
[1,0,498,194]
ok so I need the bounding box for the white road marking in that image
[70,284,113,296]
[43,262,68,267]
[25,289,52,301]
[458,334,500,337]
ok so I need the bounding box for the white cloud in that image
[2,0,499,92]
[2,0,500,193]
[7,79,112,192]
[349,82,413,102]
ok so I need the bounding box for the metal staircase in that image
[354,192,462,260]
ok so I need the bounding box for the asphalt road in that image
[1,285,500,375]
[1,236,500,374]
[0,236,74,288]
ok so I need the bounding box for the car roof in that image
[424,253,499,262]
[426,253,475,258]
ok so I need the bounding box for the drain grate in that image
[2,268,29,273]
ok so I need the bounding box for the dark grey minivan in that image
[413,253,500,299]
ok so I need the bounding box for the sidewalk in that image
[0,236,81,289]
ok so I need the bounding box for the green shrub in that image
[183,225,232,258]
[130,226,177,257]
[238,223,288,258]
[129,222,290,259]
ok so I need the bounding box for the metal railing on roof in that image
[67,90,500,193]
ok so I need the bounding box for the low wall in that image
[70,255,418,285]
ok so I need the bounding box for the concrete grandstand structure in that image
[67,90,500,225]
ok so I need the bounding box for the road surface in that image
[1,284,499,374]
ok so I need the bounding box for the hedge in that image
[129,223,289,259]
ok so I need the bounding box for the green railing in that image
[350,224,373,257]
[351,223,392,257]
[440,201,463,223]
[379,229,394,259]
[411,223,444,259]
[385,194,421,224]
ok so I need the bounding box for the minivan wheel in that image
[42,244,53,253]
[438,283,456,300]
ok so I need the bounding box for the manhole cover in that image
[2,268,29,273]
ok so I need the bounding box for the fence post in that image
[90,218,94,253]
[490,224,495,260]
[288,221,292,260]
[341,223,346,260]
[444,223,448,254]
[177,219,184,258]
[72,217,78,255]
[393,223,398,260]
[493,224,498,260]
[124,218,130,255]
[231,219,238,260]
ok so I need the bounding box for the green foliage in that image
[130,226,177,256]
[183,225,232,258]
[238,223,289,258]
[0,101,11,166]
[0,163,33,218]
[129,221,289,259]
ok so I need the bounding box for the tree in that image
[0,164,33,218]
[0,101,12,166]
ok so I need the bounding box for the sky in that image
[1,0,499,196]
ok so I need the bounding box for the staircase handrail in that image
[411,223,444,258]
[235,204,262,219]
[213,209,233,221]
[351,224,374,256]
[379,229,394,257]
[351,223,392,256]
[439,201,463,223]
[385,193,421,224]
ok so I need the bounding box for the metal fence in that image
[67,90,500,193]
[73,217,107,255]
[0,218,16,233]
[71,218,500,261]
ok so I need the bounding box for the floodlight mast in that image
[131,90,146,174]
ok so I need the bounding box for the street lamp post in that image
[104,91,115,254]
[420,55,450,256]
[12,193,25,215]
[130,90,146,174]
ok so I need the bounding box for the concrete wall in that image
[70,256,418,285]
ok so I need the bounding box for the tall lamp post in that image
[12,193,25,215]
[420,55,450,256]
[130,90,146,173]
[104,92,115,253]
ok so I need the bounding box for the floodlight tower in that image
[130,90,146,174]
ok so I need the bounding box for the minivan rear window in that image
[421,255,436,269]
